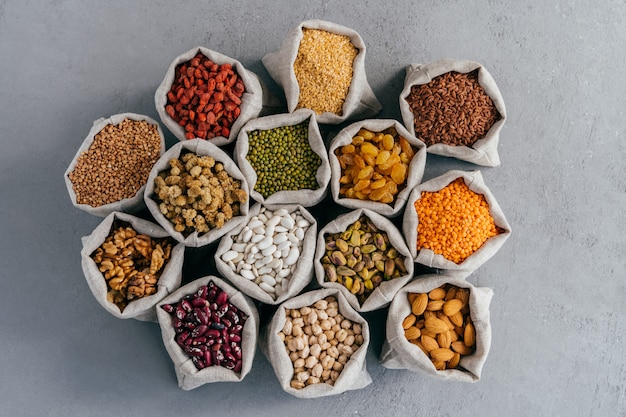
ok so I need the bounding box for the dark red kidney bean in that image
[197,285,209,299]
[223,360,235,370]
[216,303,229,318]
[221,318,232,328]
[234,360,242,373]
[231,324,243,335]
[215,291,228,306]
[204,350,213,366]
[173,319,184,330]
[211,350,222,367]
[181,299,193,313]
[176,332,190,346]
[184,321,197,330]
[161,303,175,313]
[224,352,236,364]
[192,325,208,338]
[194,307,209,325]
[192,356,205,369]
[192,337,207,346]
[206,328,220,339]
[175,305,187,320]
[231,345,242,360]
[207,288,217,302]
[229,334,242,343]
[225,309,239,325]
[186,346,203,357]
[191,297,206,308]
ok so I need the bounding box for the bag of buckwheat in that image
[262,19,382,124]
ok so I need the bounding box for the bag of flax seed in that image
[262,19,382,124]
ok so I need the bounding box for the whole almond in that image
[464,322,476,347]
[436,312,455,330]
[455,288,469,306]
[447,352,461,369]
[437,330,452,349]
[411,293,428,316]
[420,335,439,352]
[451,340,474,356]
[428,287,446,301]
[412,340,429,356]
[444,286,458,301]
[402,314,417,329]
[432,360,446,370]
[426,300,445,311]
[443,298,463,316]
[430,347,455,362]
[404,326,421,341]
[425,317,449,334]
[448,311,464,327]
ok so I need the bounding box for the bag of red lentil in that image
[155,276,260,390]
[262,19,382,124]
[80,211,184,322]
[155,46,264,146]
[402,170,511,273]
[313,208,414,312]
[328,119,427,218]
[380,273,493,382]
[144,138,250,247]
[64,113,166,217]
[398,59,507,167]
[260,288,372,398]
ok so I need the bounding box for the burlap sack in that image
[380,273,493,382]
[328,119,427,218]
[214,202,317,305]
[155,46,263,146]
[262,19,382,124]
[399,59,507,167]
[64,113,166,217]
[402,170,511,272]
[144,138,250,247]
[156,276,259,390]
[80,211,184,322]
[234,109,330,208]
[314,208,414,312]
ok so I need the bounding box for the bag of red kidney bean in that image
[262,19,382,124]
[398,59,507,167]
[380,273,493,382]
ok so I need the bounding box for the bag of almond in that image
[80,211,184,321]
[399,59,507,167]
[262,19,382,124]
[260,288,372,398]
[380,273,493,382]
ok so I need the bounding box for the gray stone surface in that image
[1,1,624,416]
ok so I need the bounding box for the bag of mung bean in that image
[64,113,166,217]
[214,202,317,305]
[314,208,414,312]
[260,288,372,398]
[144,138,250,247]
[155,46,264,146]
[380,273,493,382]
[80,211,184,322]
[398,59,507,167]
[262,19,382,124]
[328,119,427,218]
[234,109,331,208]
[156,276,259,390]
[402,170,511,273]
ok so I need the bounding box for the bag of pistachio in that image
[260,288,372,398]
[380,273,493,382]
[80,211,184,322]
[262,19,382,124]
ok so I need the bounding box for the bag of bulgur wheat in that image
[156,276,259,390]
[399,59,507,167]
[144,138,250,247]
[81,211,184,322]
[260,288,372,398]
[234,109,330,208]
[328,118,427,218]
[262,19,382,124]
[402,170,511,273]
[380,273,493,382]
[314,208,414,312]
[65,113,166,217]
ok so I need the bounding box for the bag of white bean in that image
[215,203,317,304]
[260,288,372,398]
[380,273,493,382]
[399,59,507,167]
[80,211,184,322]
[262,19,382,124]
[234,109,331,208]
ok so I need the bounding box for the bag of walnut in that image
[380,273,493,382]
[262,19,382,124]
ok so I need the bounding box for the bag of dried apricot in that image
[262,19,382,124]
[380,273,493,382]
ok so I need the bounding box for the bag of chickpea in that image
[234,109,331,208]
[260,288,372,398]
[403,170,511,273]
[398,59,507,167]
[80,211,184,322]
[314,208,414,312]
[144,138,250,247]
[262,19,382,124]
[328,119,427,218]
[380,273,493,382]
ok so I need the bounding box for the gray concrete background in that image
[1,1,624,416]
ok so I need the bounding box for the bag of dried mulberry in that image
[262,19,382,124]
[399,59,507,167]
[80,211,184,321]
[380,273,493,382]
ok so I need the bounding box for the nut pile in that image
[403,284,476,371]
[91,221,174,312]
[321,216,407,304]
[336,127,417,204]
[153,152,248,235]
[278,297,364,389]
[161,281,248,372]
[68,118,161,207]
